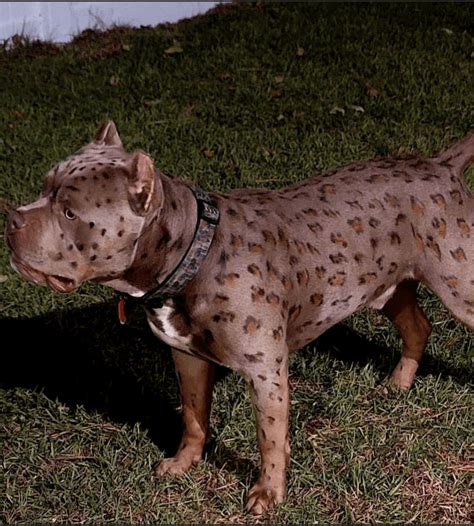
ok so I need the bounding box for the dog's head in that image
[6,121,162,293]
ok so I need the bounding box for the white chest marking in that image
[148,305,193,352]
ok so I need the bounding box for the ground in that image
[0,3,473,523]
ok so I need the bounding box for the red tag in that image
[118,297,127,325]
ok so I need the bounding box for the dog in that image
[6,121,473,514]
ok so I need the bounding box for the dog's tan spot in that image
[302,207,318,217]
[315,266,326,279]
[244,352,264,363]
[248,242,264,254]
[358,272,377,285]
[310,293,323,306]
[231,234,244,248]
[450,190,463,205]
[384,193,400,208]
[430,193,446,209]
[457,218,470,237]
[329,253,348,264]
[348,217,364,234]
[251,286,265,302]
[244,316,261,334]
[273,326,284,341]
[212,311,236,323]
[289,304,302,319]
[213,293,229,304]
[215,272,240,286]
[296,270,310,287]
[248,264,263,278]
[443,275,459,289]
[426,236,442,260]
[411,225,424,252]
[330,233,348,247]
[410,196,426,216]
[262,230,276,246]
[328,271,346,287]
[320,183,336,195]
[450,247,467,262]
[432,217,447,238]
[266,292,280,305]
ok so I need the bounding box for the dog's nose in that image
[8,210,26,230]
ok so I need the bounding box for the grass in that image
[0,2,473,523]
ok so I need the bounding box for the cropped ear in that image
[128,151,159,216]
[94,120,123,147]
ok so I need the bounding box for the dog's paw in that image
[153,453,197,478]
[246,480,285,515]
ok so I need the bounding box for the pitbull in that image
[6,122,474,514]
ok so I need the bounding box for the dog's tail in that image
[438,132,474,176]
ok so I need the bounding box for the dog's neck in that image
[102,173,198,296]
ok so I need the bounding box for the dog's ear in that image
[128,151,160,216]
[94,120,123,147]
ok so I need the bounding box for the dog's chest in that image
[146,304,194,352]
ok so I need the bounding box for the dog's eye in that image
[64,208,76,220]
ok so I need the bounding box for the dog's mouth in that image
[44,274,78,293]
[11,257,78,293]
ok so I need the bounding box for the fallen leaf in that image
[164,45,183,55]
[202,149,215,159]
[0,275,8,284]
[219,72,234,81]
[365,81,380,98]
[11,110,26,119]
[143,99,160,107]
[330,106,345,115]
[276,114,285,121]
[296,46,305,57]
[274,75,285,84]
[347,104,365,113]
[122,44,131,51]
[271,89,283,98]
[109,75,120,86]
[262,146,279,158]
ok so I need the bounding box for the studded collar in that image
[118,187,219,323]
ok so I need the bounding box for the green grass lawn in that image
[1,2,473,523]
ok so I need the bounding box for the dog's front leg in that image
[245,350,290,515]
[155,349,216,476]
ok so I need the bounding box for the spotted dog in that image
[6,122,474,514]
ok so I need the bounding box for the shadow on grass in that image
[1,301,470,462]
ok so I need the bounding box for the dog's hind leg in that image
[383,280,432,390]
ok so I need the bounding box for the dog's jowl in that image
[6,122,473,514]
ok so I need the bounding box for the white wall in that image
[0,2,219,43]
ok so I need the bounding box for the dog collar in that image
[118,187,219,323]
